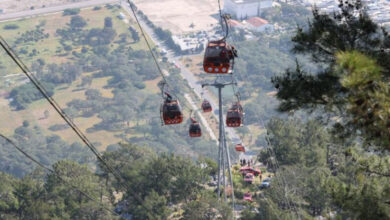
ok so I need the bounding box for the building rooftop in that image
[230,0,263,4]
[246,17,269,27]
[228,19,242,27]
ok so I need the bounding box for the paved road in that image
[0,0,118,22]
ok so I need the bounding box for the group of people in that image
[240,158,254,167]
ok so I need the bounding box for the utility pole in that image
[202,79,236,217]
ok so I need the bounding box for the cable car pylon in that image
[202,80,236,212]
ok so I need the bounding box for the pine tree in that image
[272,0,390,150]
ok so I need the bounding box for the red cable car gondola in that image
[201,99,212,113]
[189,118,202,137]
[235,144,246,152]
[203,39,237,74]
[161,93,183,125]
[226,102,243,127]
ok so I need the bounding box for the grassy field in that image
[0,5,160,151]
[0,5,154,78]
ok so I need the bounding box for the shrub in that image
[64,45,72,51]
[63,8,80,16]
[134,81,146,90]
[3,24,19,30]
[48,124,69,131]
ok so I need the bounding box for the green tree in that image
[0,172,19,217]
[132,190,170,220]
[335,51,390,148]
[45,161,114,219]
[263,118,328,167]
[271,0,390,150]
[181,193,232,220]
[69,15,87,30]
[266,1,390,218]
[104,17,113,29]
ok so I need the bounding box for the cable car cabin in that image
[226,103,243,127]
[235,144,246,152]
[201,100,212,113]
[203,40,236,74]
[189,119,202,137]
[161,100,183,125]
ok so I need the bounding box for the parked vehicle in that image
[259,177,271,189]
[243,193,253,202]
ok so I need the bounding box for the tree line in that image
[243,1,390,219]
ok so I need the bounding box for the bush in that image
[63,8,80,16]
[93,6,102,10]
[48,124,69,131]
[19,48,28,54]
[81,47,88,53]
[134,81,146,90]
[3,24,19,30]
[82,110,95,118]
[64,45,72,51]
[10,82,55,110]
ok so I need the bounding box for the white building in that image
[172,35,205,54]
[223,0,274,20]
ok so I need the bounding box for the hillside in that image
[0,4,219,177]
[0,0,389,219]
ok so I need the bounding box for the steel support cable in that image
[227,43,296,214]
[0,36,157,219]
[126,0,172,95]
[221,14,230,41]
[224,31,300,217]
[0,133,119,217]
[126,0,199,121]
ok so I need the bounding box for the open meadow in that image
[0,5,160,150]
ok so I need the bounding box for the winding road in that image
[0,0,118,22]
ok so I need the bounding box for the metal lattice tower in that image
[202,80,236,216]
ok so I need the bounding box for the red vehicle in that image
[189,118,201,137]
[201,100,212,113]
[226,102,243,127]
[243,193,253,202]
[235,144,246,152]
[203,40,237,74]
[244,173,254,184]
[239,166,261,176]
[161,94,183,125]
